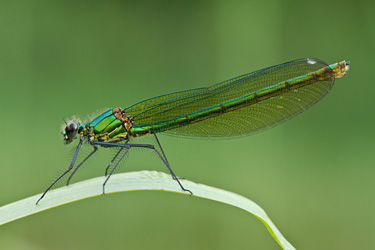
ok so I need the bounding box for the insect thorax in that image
[78,108,134,143]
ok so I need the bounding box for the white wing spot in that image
[307,59,316,65]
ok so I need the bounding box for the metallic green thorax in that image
[78,110,125,142]
[77,59,349,143]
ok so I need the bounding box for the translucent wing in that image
[126,58,334,138]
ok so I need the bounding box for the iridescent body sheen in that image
[37,58,349,204]
[79,59,349,142]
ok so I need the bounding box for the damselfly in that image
[36,58,349,204]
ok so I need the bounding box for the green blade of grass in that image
[0,170,295,250]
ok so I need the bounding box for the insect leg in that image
[36,139,84,205]
[153,134,185,181]
[104,141,128,176]
[102,148,130,194]
[92,141,192,195]
[129,143,192,195]
[66,145,98,185]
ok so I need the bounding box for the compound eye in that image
[65,122,78,140]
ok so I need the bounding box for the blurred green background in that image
[0,0,374,249]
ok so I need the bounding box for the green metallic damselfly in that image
[37,58,349,204]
